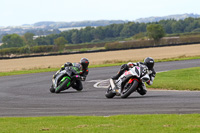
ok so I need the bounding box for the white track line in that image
[93,79,109,88]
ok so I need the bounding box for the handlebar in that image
[71,75,86,81]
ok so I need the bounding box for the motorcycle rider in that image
[54,58,89,91]
[112,57,156,95]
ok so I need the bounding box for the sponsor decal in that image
[124,71,131,75]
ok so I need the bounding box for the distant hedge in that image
[66,42,105,49]
[1,36,200,57]
[0,48,20,56]
[0,45,54,56]
[105,36,200,49]
[105,40,154,49]
[30,45,54,53]
[0,42,105,56]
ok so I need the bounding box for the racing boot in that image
[137,83,147,96]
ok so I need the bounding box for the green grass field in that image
[0,114,199,133]
[150,67,200,91]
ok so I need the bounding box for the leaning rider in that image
[57,58,89,91]
[112,57,156,95]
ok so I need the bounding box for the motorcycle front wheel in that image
[105,85,116,98]
[55,78,71,93]
[49,85,55,93]
[121,80,139,98]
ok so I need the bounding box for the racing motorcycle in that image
[105,64,150,98]
[50,64,85,93]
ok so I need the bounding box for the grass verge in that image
[0,68,58,77]
[150,67,200,91]
[0,114,199,133]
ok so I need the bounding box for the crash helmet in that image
[80,58,89,69]
[144,57,154,70]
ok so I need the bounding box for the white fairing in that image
[133,67,141,77]
[114,66,140,89]
[108,64,152,97]
[141,74,150,83]
[126,66,141,78]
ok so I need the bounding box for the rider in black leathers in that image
[112,57,156,95]
[56,58,89,91]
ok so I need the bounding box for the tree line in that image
[1,17,200,49]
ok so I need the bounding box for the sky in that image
[1,0,200,27]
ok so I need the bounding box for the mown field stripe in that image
[0,56,200,77]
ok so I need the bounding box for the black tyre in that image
[55,79,71,93]
[137,88,147,96]
[50,85,55,93]
[72,80,83,91]
[75,87,83,91]
[105,85,116,98]
[121,80,139,98]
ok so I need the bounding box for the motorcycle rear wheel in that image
[105,85,116,98]
[121,80,139,98]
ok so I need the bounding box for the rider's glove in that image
[127,62,134,68]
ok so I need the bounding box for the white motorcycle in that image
[105,64,150,98]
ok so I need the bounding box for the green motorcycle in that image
[50,63,85,93]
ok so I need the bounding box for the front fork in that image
[110,78,140,96]
[121,78,140,94]
[109,79,121,95]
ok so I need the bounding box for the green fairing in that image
[61,76,71,82]
[56,76,71,91]
[72,66,81,73]
[67,81,71,87]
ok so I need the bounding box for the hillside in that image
[1,13,200,43]
[33,20,128,28]
[32,13,200,28]
[135,13,200,23]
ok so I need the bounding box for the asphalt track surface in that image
[0,59,200,117]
